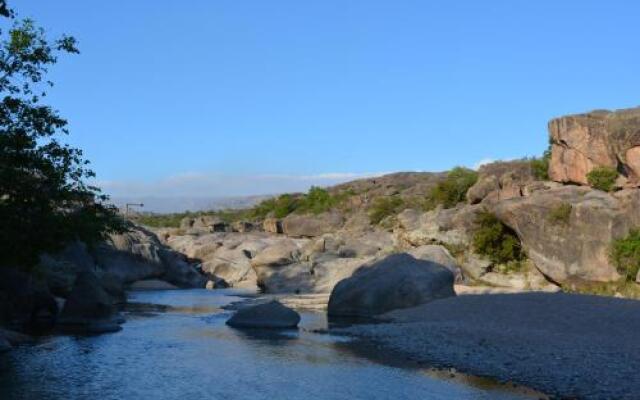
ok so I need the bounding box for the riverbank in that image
[338,292,640,400]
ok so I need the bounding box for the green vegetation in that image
[136,213,193,228]
[611,229,640,281]
[428,167,478,209]
[252,194,300,219]
[472,211,524,265]
[137,186,357,228]
[296,187,353,214]
[587,166,618,192]
[368,196,404,225]
[530,144,551,180]
[0,11,125,268]
[548,203,572,225]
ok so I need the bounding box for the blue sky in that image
[15,1,640,198]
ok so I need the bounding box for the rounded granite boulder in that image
[226,300,301,329]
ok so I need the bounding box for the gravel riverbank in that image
[339,292,640,400]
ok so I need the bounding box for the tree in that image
[0,9,125,268]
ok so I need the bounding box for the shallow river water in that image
[0,289,540,399]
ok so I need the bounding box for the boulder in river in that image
[226,300,301,329]
[327,253,455,318]
[58,270,123,334]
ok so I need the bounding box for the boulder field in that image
[159,106,640,302]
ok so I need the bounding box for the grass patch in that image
[548,203,572,225]
[472,210,524,265]
[428,167,478,209]
[587,166,618,192]
[368,196,405,225]
[611,229,640,281]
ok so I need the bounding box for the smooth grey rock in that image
[328,253,455,318]
[226,300,301,329]
[58,270,122,334]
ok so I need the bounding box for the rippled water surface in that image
[0,289,538,400]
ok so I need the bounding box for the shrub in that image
[587,166,618,192]
[297,186,336,214]
[530,145,551,180]
[611,229,640,281]
[368,196,404,225]
[472,211,524,265]
[429,167,478,209]
[252,194,299,219]
[548,203,572,225]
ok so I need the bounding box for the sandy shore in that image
[339,292,640,400]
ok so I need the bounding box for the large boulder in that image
[281,212,344,237]
[58,270,123,334]
[226,300,300,329]
[327,253,455,318]
[491,185,640,285]
[94,226,205,288]
[548,107,640,186]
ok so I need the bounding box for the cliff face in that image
[548,107,640,186]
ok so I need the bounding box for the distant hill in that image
[111,195,271,213]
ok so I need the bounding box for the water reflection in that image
[0,289,541,400]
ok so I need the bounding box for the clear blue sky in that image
[15,1,640,197]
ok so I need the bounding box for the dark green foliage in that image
[429,167,478,209]
[368,196,404,225]
[530,144,551,180]
[548,203,572,225]
[472,211,524,265]
[297,186,337,214]
[252,194,300,219]
[0,14,125,268]
[587,166,618,192]
[611,229,640,281]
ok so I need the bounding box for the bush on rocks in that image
[429,167,478,209]
[587,166,618,192]
[611,229,640,281]
[472,211,524,265]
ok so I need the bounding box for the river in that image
[0,289,541,399]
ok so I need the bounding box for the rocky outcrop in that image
[467,160,538,204]
[94,226,206,288]
[548,107,640,186]
[180,215,230,233]
[281,212,344,237]
[327,253,455,318]
[492,185,640,285]
[226,300,300,329]
[58,270,123,333]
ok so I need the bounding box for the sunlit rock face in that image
[548,107,640,186]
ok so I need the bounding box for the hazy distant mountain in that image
[111,195,271,214]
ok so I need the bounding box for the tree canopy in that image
[0,6,125,268]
